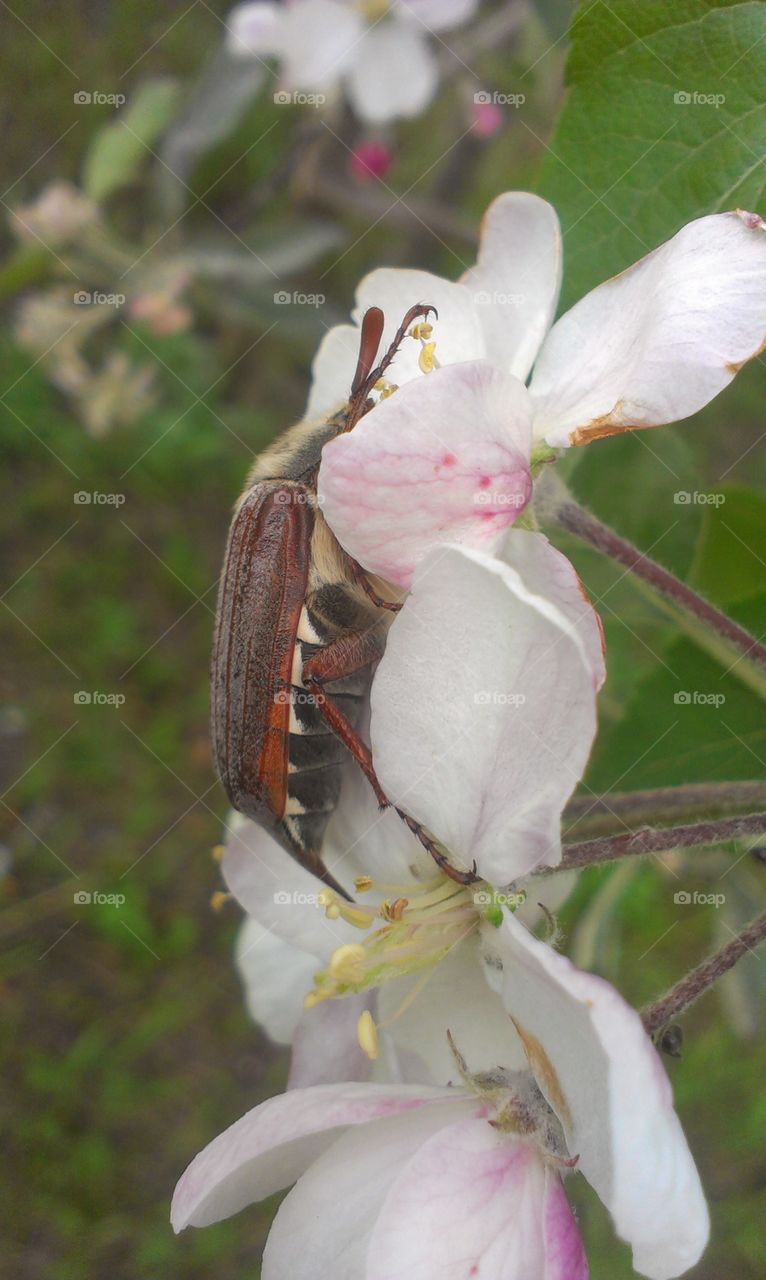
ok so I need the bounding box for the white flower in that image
[227,0,480,124]
[309,191,766,448]
[173,909,709,1280]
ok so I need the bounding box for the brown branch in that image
[642,909,766,1035]
[563,781,766,837]
[558,811,766,871]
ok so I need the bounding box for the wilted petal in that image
[369,538,600,882]
[530,209,766,447]
[346,23,439,124]
[235,916,319,1043]
[368,1117,588,1280]
[318,361,533,588]
[487,913,710,1280]
[263,1100,471,1279]
[462,192,562,381]
[172,1082,452,1231]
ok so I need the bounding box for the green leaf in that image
[539,0,766,309]
[83,78,181,202]
[690,484,766,605]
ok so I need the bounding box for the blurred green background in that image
[2,1,765,1276]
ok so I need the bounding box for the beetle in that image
[211,304,476,895]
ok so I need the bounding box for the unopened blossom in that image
[350,139,394,183]
[227,0,481,123]
[173,909,708,1280]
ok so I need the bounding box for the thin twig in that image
[642,909,766,1034]
[563,781,766,837]
[557,811,766,871]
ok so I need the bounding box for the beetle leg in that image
[349,562,404,613]
[302,630,479,886]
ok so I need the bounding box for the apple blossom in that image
[173,911,709,1280]
[227,0,481,124]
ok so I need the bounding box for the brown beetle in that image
[211,304,475,895]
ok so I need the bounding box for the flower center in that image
[305,876,525,1057]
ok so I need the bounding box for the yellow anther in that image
[340,904,377,930]
[418,342,438,374]
[329,943,367,983]
[318,889,342,920]
[210,890,230,912]
[304,990,323,1010]
[381,896,409,922]
[354,875,374,893]
[357,1009,380,1060]
[211,844,226,862]
[374,378,398,400]
[409,321,433,340]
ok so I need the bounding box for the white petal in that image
[226,2,282,57]
[279,0,362,89]
[461,192,562,381]
[318,361,533,588]
[368,1118,588,1280]
[221,812,361,963]
[323,755,435,887]
[345,23,439,124]
[262,1100,472,1279]
[172,1081,452,1231]
[235,916,319,1043]
[307,323,363,418]
[307,269,485,419]
[288,992,374,1087]
[378,933,527,1085]
[369,539,601,882]
[530,209,766,447]
[489,913,710,1280]
[394,0,480,32]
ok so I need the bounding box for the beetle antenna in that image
[345,302,438,431]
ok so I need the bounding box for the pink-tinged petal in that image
[263,1099,471,1280]
[369,538,600,883]
[486,914,709,1280]
[543,1165,589,1280]
[235,916,320,1044]
[377,935,527,1086]
[307,269,485,417]
[226,1,282,57]
[394,0,480,33]
[530,209,766,448]
[368,1117,586,1280]
[171,1082,452,1231]
[221,812,362,963]
[461,192,562,382]
[318,361,533,588]
[288,992,374,1088]
[345,23,439,124]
